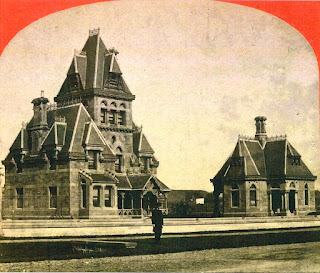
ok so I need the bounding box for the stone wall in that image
[2,168,70,219]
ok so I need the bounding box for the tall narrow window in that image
[93,186,101,207]
[118,111,126,125]
[108,110,117,125]
[104,186,112,207]
[88,151,98,170]
[305,184,309,205]
[81,180,87,209]
[100,108,108,124]
[49,186,57,208]
[250,184,257,206]
[231,184,239,207]
[115,147,123,173]
[16,188,23,209]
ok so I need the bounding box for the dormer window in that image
[106,72,123,90]
[288,155,301,165]
[231,157,244,167]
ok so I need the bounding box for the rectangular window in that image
[49,186,57,208]
[231,190,239,207]
[16,188,23,209]
[93,186,101,207]
[250,190,257,206]
[104,186,112,207]
[108,110,117,125]
[81,184,87,208]
[118,111,126,125]
[100,108,108,123]
[88,151,98,170]
[115,155,122,173]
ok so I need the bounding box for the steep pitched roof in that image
[125,175,170,191]
[264,139,286,178]
[55,30,135,102]
[41,121,67,148]
[285,142,315,179]
[9,128,28,152]
[214,137,316,183]
[116,176,132,189]
[82,121,106,148]
[133,131,154,156]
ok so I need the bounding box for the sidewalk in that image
[2,215,320,238]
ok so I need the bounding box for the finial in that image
[89,28,100,36]
[109,47,119,55]
[41,90,44,97]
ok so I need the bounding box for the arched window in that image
[250,184,257,206]
[118,103,126,126]
[115,147,123,173]
[100,100,108,123]
[231,184,239,207]
[109,102,117,125]
[305,184,309,205]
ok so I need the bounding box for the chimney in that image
[30,92,49,154]
[255,116,267,147]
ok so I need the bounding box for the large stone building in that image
[211,116,317,217]
[2,28,170,219]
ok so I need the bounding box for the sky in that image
[0,0,319,191]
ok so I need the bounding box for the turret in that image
[29,91,49,154]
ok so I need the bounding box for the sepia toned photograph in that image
[0,0,319,271]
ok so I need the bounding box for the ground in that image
[1,241,320,272]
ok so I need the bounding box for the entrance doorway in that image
[271,187,281,214]
[289,190,296,213]
[143,192,158,215]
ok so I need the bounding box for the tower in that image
[54,29,156,176]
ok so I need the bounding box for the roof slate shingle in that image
[214,138,315,182]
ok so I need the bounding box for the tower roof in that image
[55,29,135,102]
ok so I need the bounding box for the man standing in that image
[151,204,163,243]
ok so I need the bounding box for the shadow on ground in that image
[1,227,320,263]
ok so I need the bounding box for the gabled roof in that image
[82,121,106,148]
[5,103,116,163]
[41,122,66,148]
[133,131,154,156]
[118,175,170,191]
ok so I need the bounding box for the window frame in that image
[104,186,112,207]
[231,184,240,208]
[49,186,58,209]
[249,184,257,207]
[304,184,309,206]
[16,187,23,209]
[93,185,101,207]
